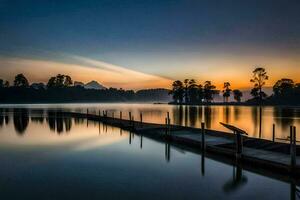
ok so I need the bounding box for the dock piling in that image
[235,131,243,159]
[201,122,205,150]
[120,111,122,120]
[290,126,296,170]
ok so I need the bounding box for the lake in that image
[1,103,300,140]
[0,104,299,199]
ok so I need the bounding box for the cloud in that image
[0,55,172,89]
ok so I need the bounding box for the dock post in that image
[112,112,114,118]
[290,126,296,170]
[236,131,243,159]
[120,111,122,120]
[165,117,168,135]
[272,124,275,142]
[102,111,105,117]
[99,110,101,116]
[87,109,89,115]
[201,122,205,150]
[105,110,108,117]
[140,113,143,128]
[129,112,132,123]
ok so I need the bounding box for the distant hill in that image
[74,81,106,90]
[84,81,106,90]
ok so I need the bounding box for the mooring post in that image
[105,110,108,117]
[165,117,168,135]
[236,131,243,159]
[140,113,143,127]
[112,112,114,119]
[120,111,122,120]
[129,112,132,122]
[102,110,105,117]
[87,109,89,115]
[290,126,296,170]
[201,122,205,150]
[272,123,275,142]
[99,110,101,116]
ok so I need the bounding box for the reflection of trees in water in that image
[273,107,295,133]
[0,108,10,127]
[30,109,44,124]
[13,108,29,135]
[189,106,197,127]
[184,106,188,126]
[172,106,184,126]
[233,107,241,121]
[223,106,230,124]
[0,108,3,127]
[46,111,73,134]
[251,107,263,138]
[204,106,212,129]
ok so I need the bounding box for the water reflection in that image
[46,111,73,134]
[13,108,29,135]
[223,164,248,194]
[0,107,297,199]
[0,104,299,141]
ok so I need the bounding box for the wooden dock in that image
[59,110,300,180]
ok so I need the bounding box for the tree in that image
[187,79,198,103]
[47,74,73,88]
[169,80,184,103]
[222,82,231,102]
[250,67,268,102]
[273,78,294,96]
[233,89,243,102]
[14,74,29,87]
[183,79,189,103]
[203,81,217,103]
[4,80,9,87]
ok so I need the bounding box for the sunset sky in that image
[0,0,300,90]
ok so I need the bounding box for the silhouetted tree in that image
[169,80,184,103]
[183,79,189,103]
[250,67,268,103]
[273,78,294,96]
[187,79,198,103]
[203,81,217,103]
[47,74,73,88]
[222,82,231,102]
[14,74,29,87]
[233,89,243,102]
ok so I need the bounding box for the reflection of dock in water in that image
[45,111,300,182]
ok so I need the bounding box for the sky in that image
[0,0,300,90]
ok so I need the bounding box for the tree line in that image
[0,74,171,103]
[169,67,300,105]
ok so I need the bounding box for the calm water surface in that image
[0,108,298,199]
[1,103,299,140]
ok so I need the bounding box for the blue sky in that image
[0,0,300,89]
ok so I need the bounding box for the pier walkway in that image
[60,111,300,178]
